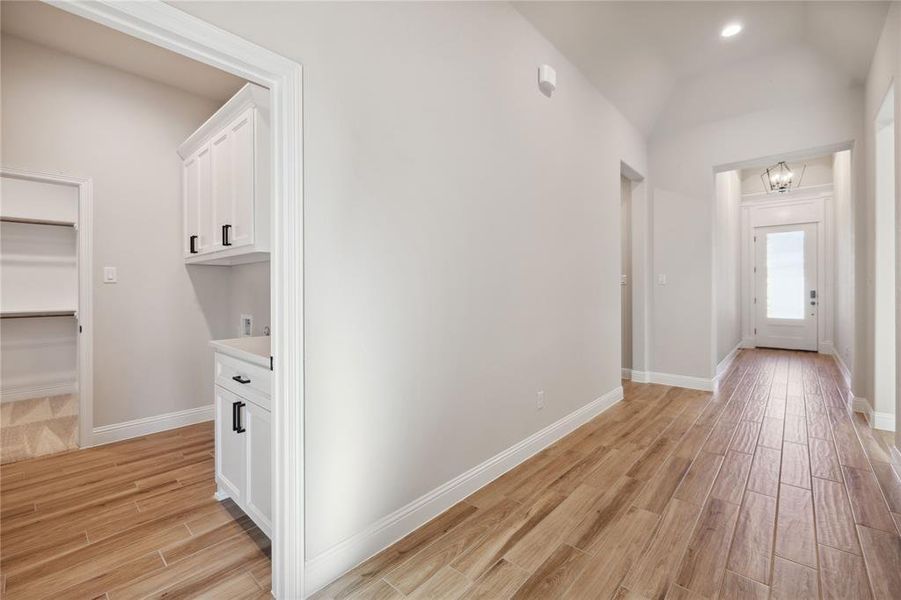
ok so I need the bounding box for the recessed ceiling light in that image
[721,23,743,38]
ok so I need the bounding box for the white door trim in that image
[0,166,94,447]
[753,223,819,351]
[46,2,305,596]
[740,190,832,352]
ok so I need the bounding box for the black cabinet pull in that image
[222,224,232,246]
[235,402,246,433]
[189,235,198,254]
[232,375,251,384]
[231,400,239,432]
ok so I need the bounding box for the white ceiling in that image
[514,1,890,135]
[0,1,246,103]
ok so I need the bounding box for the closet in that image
[0,170,88,462]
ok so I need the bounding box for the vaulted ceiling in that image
[515,1,890,135]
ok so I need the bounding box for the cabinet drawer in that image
[215,352,270,409]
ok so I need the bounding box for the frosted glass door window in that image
[765,231,805,320]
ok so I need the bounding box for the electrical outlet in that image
[657,274,667,285]
[537,390,545,410]
[240,314,253,337]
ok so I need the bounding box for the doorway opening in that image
[713,146,852,376]
[0,1,304,596]
[874,84,895,432]
[621,173,632,378]
[620,161,645,382]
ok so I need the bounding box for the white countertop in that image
[209,336,270,368]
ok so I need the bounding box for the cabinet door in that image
[243,400,271,535]
[196,145,214,253]
[183,153,200,257]
[215,386,245,502]
[210,129,232,250]
[229,108,255,248]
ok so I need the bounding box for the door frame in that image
[752,222,819,350]
[740,187,831,353]
[48,1,305,596]
[0,166,94,447]
[620,160,648,381]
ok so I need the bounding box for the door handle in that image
[231,400,239,432]
[232,375,251,384]
[189,235,198,254]
[222,224,232,246]
[235,402,246,433]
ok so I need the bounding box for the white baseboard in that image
[621,368,632,379]
[649,372,714,391]
[740,337,755,349]
[303,385,625,596]
[628,370,712,391]
[0,379,77,404]
[851,396,873,422]
[818,340,835,355]
[873,411,896,432]
[828,351,886,429]
[630,370,650,383]
[716,344,742,379]
[91,404,213,447]
[831,350,852,387]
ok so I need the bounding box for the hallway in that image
[315,349,901,599]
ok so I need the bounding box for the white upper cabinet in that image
[179,83,270,265]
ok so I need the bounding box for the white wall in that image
[874,112,896,424]
[832,150,855,372]
[175,0,646,566]
[863,2,900,436]
[0,35,242,427]
[649,81,863,380]
[227,262,271,337]
[714,170,741,365]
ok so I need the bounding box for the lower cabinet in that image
[214,383,272,537]
[242,399,272,532]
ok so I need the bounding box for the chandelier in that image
[761,161,806,194]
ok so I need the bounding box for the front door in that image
[754,223,818,351]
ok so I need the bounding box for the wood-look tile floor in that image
[314,349,901,600]
[0,421,271,599]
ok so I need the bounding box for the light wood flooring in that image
[0,421,271,599]
[313,349,901,600]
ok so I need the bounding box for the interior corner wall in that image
[0,35,232,427]
[648,89,865,381]
[863,2,900,435]
[174,0,647,566]
[714,170,742,365]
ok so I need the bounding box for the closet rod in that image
[0,311,76,319]
[0,216,76,227]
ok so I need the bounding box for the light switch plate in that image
[103,266,117,283]
[657,274,667,285]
